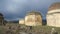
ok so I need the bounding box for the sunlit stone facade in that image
[0,13,4,25]
[25,11,42,26]
[19,19,24,25]
[46,3,60,27]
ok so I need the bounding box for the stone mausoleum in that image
[0,13,4,25]
[25,11,42,26]
[46,2,60,27]
[19,19,24,25]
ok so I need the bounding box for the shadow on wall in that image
[42,20,47,25]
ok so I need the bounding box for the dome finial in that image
[49,2,60,11]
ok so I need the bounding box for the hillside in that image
[0,23,60,34]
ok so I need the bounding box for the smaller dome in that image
[26,10,42,16]
[0,13,3,16]
[49,2,60,11]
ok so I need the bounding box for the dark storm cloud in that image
[0,0,60,21]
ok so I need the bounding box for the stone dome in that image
[26,11,42,16]
[49,2,60,11]
[47,2,60,27]
[25,11,42,26]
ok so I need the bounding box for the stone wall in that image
[47,9,60,27]
[19,19,24,25]
[25,14,42,26]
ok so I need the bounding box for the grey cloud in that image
[0,0,60,20]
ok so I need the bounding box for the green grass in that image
[0,23,60,34]
[32,26,60,34]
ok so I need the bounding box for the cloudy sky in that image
[0,0,60,21]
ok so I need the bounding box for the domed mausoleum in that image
[25,11,42,26]
[46,2,60,27]
[0,13,4,25]
[19,19,24,25]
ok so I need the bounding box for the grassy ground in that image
[32,26,60,34]
[0,23,60,34]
